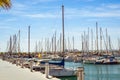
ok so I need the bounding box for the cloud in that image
[13,3,27,9]
[10,1,29,11]
[26,0,60,5]
[24,12,59,18]
[76,0,94,2]
[35,0,59,2]
[0,1,29,16]
[0,1,60,19]
[82,10,120,17]
[24,13,57,18]
[0,26,11,29]
[5,18,17,22]
[102,4,120,9]
[65,4,120,18]
[1,1,120,21]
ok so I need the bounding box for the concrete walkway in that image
[0,59,59,80]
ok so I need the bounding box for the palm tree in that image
[0,0,11,9]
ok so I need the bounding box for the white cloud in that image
[102,4,120,9]
[26,0,60,5]
[5,18,17,22]
[0,26,11,29]
[76,0,94,2]
[35,0,59,2]
[24,13,58,18]
[11,1,29,11]
[82,10,120,17]
[65,4,120,18]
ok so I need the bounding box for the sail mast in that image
[62,5,64,54]
[91,29,93,54]
[60,33,62,53]
[72,36,74,52]
[62,5,65,68]
[54,31,56,56]
[106,28,108,54]
[28,26,30,54]
[100,27,102,55]
[18,30,20,53]
[96,22,98,54]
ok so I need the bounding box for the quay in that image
[0,59,60,80]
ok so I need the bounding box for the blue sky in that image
[0,0,120,52]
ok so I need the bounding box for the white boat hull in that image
[49,68,76,77]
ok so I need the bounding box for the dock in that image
[0,59,60,80]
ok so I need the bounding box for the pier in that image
[0,59,60,80]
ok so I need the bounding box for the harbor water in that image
[63,62,120,80]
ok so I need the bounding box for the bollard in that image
[16,58,19,66]
[21,58,24,68]
[77,67,84,80]
[15,58,18,66]
[30,60,33,72]
[45,63,49,78]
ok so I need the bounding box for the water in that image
[64,62,120,80]
[60,76,77,80]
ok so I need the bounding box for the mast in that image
[106,28,108,54]
[62,5,65,68]
[109,36,112,53]
[12,34,17,53]
[96,22,98,54]
[41,39,43,53]
[100,27,102,55]
[62,5,64,54]
[91,29,93,54]
[18,30,20,53]
[14,34,17,53]
[57,39,59,52]
[35,41,38,53]
[81,34,84,55]
[45,38,47,54]
[54,31,56,56]
[87,27,89,54]
[52,36,54,53]
[84,31,86,53]
[67,37,69,51]
[28,26,30,54]
[38,41,40,52]
[48,38,50,53]
[9,36,12,53]
[72,36,74,52]
[68,37,71,52]
[118,38,120,53]
[60,33,62,53]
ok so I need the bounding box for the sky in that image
[0,0,120,52]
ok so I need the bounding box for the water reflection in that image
[65,62,120,80]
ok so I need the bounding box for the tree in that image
[0,0,11,9]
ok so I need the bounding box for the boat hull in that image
[49,68,76,77]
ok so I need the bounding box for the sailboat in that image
[49,5,76,77]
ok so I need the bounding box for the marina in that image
[0,0,120,80]
[0,53,83,80]
[1,56,120,80]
